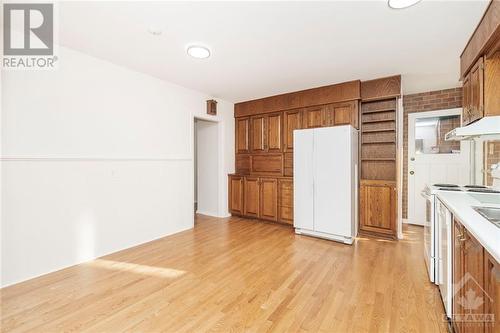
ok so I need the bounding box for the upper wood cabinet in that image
[463,57,485,126]
[250,115,267,153]
[244,177,260,218]
[267,113,282,152]
[235,117,250,154]
[283,109,303,152]
[359,180,396,238]
[228,175,244,215]
[260,178,278,222]
[249,113,282,153]
[334,101,359,128]
[303,105,324,128]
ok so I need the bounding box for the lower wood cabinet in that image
[228,175,244,215]
[260,178,278,221]
[453,218,500,333]
[228,174,293,224]
[244,177,260,218]
[359,180,397,238]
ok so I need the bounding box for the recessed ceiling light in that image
[148,26,162,35]
[388,0,422,9]
[187,45,211,59]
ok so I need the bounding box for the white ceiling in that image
[58,1,489,102]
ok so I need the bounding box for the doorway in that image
[407,108,471,225]
[193,118,219,217]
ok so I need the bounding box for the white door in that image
[313,126,352,237]
[294,129,314,230]
[407,109,471,225]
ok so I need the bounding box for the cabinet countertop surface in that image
[437,191,500,263]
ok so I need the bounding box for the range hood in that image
[445,116,500,141]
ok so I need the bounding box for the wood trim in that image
[460,0,500,78]
[234,80,361,117]
[360,75,401,101]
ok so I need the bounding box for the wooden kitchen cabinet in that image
[359,180,396,238]
[278,178,293,224]
[452,218,499,333]
[228,175,244,215]
[283,109,303,152]
[235,117,250,154]
[484,252,500,333]
[267,113,282,152]
[250,115,267,153]
[259,178,278,221]
[303,105,324,128]
[463,57,485,126]
[244,177,260,218]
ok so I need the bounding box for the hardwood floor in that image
[1,215,447,332]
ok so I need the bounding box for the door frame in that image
[192,115,226,219]
[406,108,470,225]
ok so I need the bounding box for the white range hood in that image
[445,116,500,141]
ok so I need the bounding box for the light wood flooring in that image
[1,215,448,332]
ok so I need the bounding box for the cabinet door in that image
[250,115,267,153]
[462,73,471,126]
[228,175,244,215]
[267,113,282,152]
[235,117,250,154]
[334,101,359,128]
[484,253,500,333]
[260,178,278,221]
[278,179,293,224]
[453,220,465,333]
[244,177,260,218]
[303,106,324,128]
[283,110,303,152]
[359,180,396,237]
[463,230,485,333]
[468,57,484,125]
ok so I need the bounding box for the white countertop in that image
[436,190,500,263]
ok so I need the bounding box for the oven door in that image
[421,189,436,283]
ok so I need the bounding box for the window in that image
[415,115,461,154]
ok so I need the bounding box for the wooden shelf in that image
[361,108,396,114]
[361,140,396,144]
[361,129,395,133]
[361,119,395,124]
[361,158,396,161]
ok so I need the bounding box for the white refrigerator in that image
[293,125,358,244]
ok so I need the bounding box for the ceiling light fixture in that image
[388,0,422,9]
[187,45,211,59]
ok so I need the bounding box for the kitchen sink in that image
[473,206,500,228]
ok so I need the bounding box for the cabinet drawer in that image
[250,154,283,175]
[284,153,293,176]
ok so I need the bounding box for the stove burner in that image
[438,187,463,192]
[464,185,487,189]
[467,188,500,194]
[433,184,459,187]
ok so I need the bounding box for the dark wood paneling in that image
[361,75,401,101]
[250,154,283,176]
[235,154,250,175]
[234,80,361,117]
[460,0,500,77]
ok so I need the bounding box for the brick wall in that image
[485,141,500,186]
[402,88,463,218]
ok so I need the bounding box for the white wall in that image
[1,46,234,287]
[196,120,219,216]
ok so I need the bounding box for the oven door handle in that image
[421,190,432,201]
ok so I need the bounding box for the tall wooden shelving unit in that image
[359,76,400,239]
